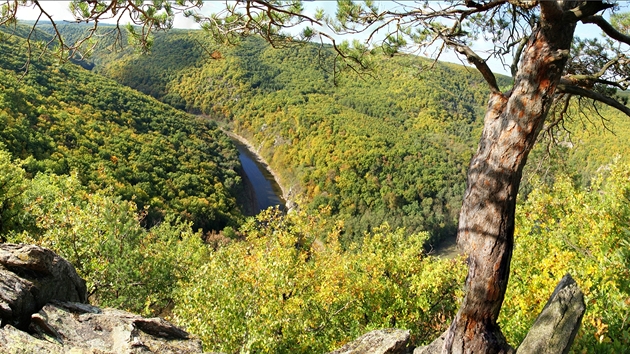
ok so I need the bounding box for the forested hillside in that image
[520,98,630,197]
[87,32,506,244]
[0,29,244,232]
[0,18,629,351]
[91,31,630,248]
[81,30,630,351]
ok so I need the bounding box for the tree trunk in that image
[443,6,577,354]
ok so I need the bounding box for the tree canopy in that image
[86,32,501,245]
[2,1,630,353]
[0,26,245,233]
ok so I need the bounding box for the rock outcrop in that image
[412,332,446,354]
[0,301,203,353]
[516,273,585,354]
[0,243,86,330]
[0,243,203,353]
[328,328,411,354]
[2,243,585,354]
[414,274,585,354]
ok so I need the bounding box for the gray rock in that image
[0,243,86,329]
[413,332,445,354]
[329,328,411,354]
[0,323,60,354]
[516,273,585,354]
[0,301,203,353]
[0,243,203,353]
[134,317,191,340]
[0,268,36,329]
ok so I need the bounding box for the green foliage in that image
[0,29,244,232]
[92,30,211,108]
[5,20,630,353]
[0,145,26,238]
[501,163,630,352]
[611,12,630,34]
[173,209,466,353]
[94,34,506,244]
[1,141,467,351]
[0,146,208,316]
[522,102,630,198]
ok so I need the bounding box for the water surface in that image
[233,140,285,214]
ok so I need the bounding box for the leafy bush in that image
[2,146,208,316]
[173,208,466,353]
[501,162,630,352]
[0,145,26,237]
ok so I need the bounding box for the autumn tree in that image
[3,0,630,352]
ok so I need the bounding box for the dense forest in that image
[1,21,629,352]
[86,31,503,245]
[0,28,244,233]
[90,30,630,247]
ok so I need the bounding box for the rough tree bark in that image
[443,2,579,353]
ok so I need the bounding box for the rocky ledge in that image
[0,243,202,354]
[328,274,585,354]
[1,243,585,354]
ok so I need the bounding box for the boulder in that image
[329,328,411,354]
[0,301,203,353]
[415,274,585,354]
[0,243,86,329]
[516,273,585,354]
[0,243,203,353]
[412,332,445,354]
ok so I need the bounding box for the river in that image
[229,134,459,258]
[231,138,286,215]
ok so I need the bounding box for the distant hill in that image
[24,22,630,243]
[88,32,505,243]
[0,26,244,232]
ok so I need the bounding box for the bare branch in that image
[557,82,630,117]
[506,0,537,10]
[444,38,501,94]
[33,0,65,53]
[582,15,630,46]
[365,17,399,45]
[253,0,321,27]
[458,0,508,23]
[563,55,629,90]
[544,94,572,135]
[0,0,18,27]
[316,31,372,74]
[511,37,527,78]
[563,1,615,23]
[19,10,40,76]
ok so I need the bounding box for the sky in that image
[14,1,626,76]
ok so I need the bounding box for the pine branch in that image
[557,82,630,117]
[582,15,630,46]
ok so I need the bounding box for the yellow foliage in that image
[501,164,630,352]
[172,209,466,353]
